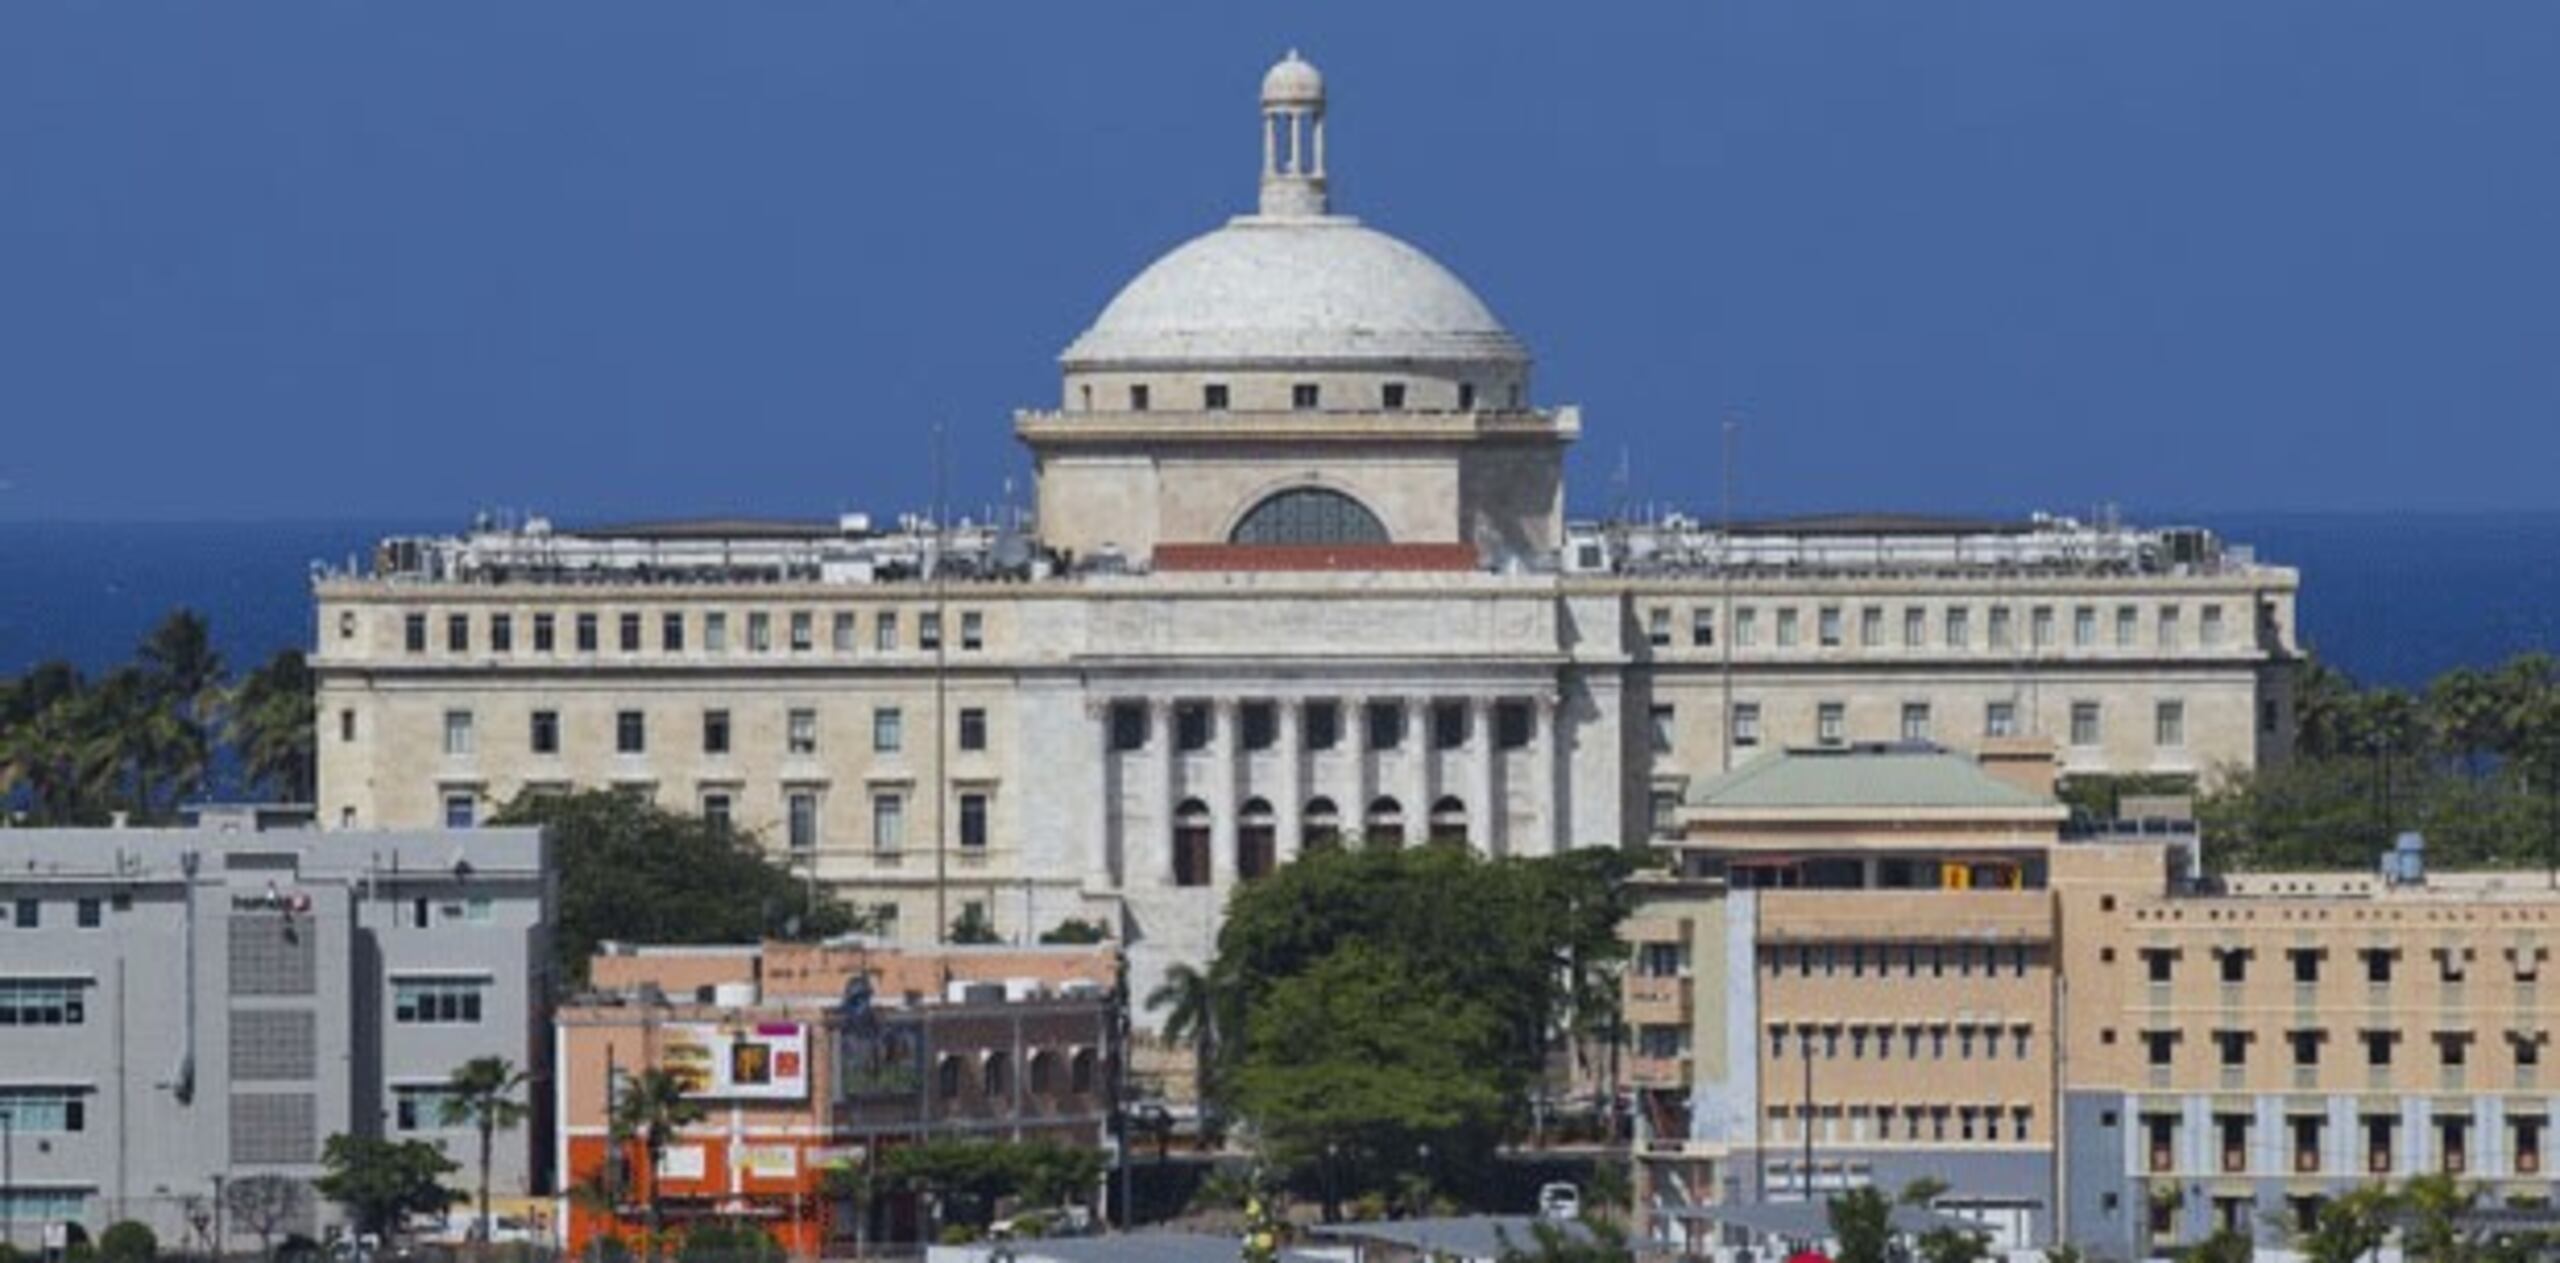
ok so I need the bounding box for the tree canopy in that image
[313,1134,458,1238]
[491,790,866,983]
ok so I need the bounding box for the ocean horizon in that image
[2,510,2554,691]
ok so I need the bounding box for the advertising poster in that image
[660,1023,809,1100]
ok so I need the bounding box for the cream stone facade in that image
[311,54,2301,1038]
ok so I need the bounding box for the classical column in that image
[1471,695,1500,857]
[1210,697,1240,889]
[1531,692,1561,855]
[1151,696,1178,887]
[1404,695,1432,846]
[1276,698,1305,864]
[1346,694,1371,841]
[1088,697,1117,890]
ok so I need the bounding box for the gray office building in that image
[0,810,553,1249]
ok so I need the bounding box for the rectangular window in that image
[833,612,857,651]
[1291,382,1320,410]
[1235,701,1275,751]
[75,898,101,930]
[2117,605,2139,647]
[1900,702,1931,742]
[1304,701,1340,751]
[529,710,559,755]
[404,613,427,653]
[575,613,599,653]
[533,613,556,653]
[2156,700,2186,747]
[1777,608,1800,647]
[705,612,728,653]
[702,708,730,755]
[876,612,900,651]
[616,710,646,754]
[0,980,84,1025]
[1733,703,1762,747]
[1496,701,1532,750]
[446,613,470,653]
[921,611,943,650]
[787,791,819,856]
[1649,704,1675,753]
[1110,702,1148,752]
[1986,701,2018,738]
[2031,605,2055,649]
[12,899,36,930]
[1381,381,1406,410]
[442,710,474,756]
[871,793,905,853]
[2074,605,2096,647]
[790,611,813,652]
[2070,701,2102,747]
[1128,383,1150,411]
[1816,702,1845,746]
[1946,606,1970,648]
[443,792,475,829]
[1177,703,1212,751]
[1988,606,2013,649]
[1860,606,1884,647]
[959,707,988,752]
[1367,701,1403,750]
[490,613,513,653]
[392,976,486,1025]
[1647,608,1672,648]
[787,708,819,756]
[2202,604,2227,647]
[392,1084,454,1133]
[1457,381,1475,410]
[748,611,772,653]
[662,612,685,652]
[1691,608,1715,647]
[959,792,989,850]
[2158,605,2181,649]
[961,611,984,650]
[873,707,903,753]
[1903,607,1926,648]
[1203,383,1229,411]
[1817,606,1842,647]
[1735,607,1758,647]
[618,612,641,653]
[702,792,732,833]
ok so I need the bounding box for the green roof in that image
[1687,744,2056,811]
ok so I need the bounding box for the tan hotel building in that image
[309,54,2301,1024]
[1629,746,2560,1258]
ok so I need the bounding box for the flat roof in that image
[1687,744,2061,813]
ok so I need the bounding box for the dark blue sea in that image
[1,513,2555,689]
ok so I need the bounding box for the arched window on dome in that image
[1230,488,1389,547]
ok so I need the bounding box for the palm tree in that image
[439,1057,531,1250]
[138,610,225,813]
[611,1068,706,1261]
[230,650,317,802]
[1146,963,1218,1134]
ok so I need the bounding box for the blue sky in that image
[3,3,2557,524]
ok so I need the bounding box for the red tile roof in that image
[1153,543,1481,572]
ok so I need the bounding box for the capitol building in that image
[312,53,2301,1019]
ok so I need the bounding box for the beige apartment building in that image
[311,53,2298,1026]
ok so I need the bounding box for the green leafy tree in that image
[2400,1172,2478,1263]
[1038,918,1111,945]
[1496,1219,1633,1263]
[490,791,866,984]
[611,1068,708,1262]
[2301,1184,2397,1263]
[440,1057,531,1247]
[96,1221,157,1263]
[229,649,316,801]
[314,1135,458,1240]
[949,903,1001,944]
[1915,1224,1994,1263]
[1223,943,1509,1220]
[1827,1185,1894,1263]
[870,1137,1100,1231]
[1147,962,1218,1121]
[2178,1228,2253,1263]
[675,1221,782,1263]
[137,608,224,813]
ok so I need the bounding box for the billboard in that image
[661,1023,810,1100]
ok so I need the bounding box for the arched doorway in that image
[1237,797,1277,882]
[1429,794,1469,846]
[1303,796,1343,853]
[1364,795,1405,849]
[1172,799,1212,887]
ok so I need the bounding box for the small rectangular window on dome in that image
[1203,383,1229,411]
[1291,382,1319,410]
[1381,382,1405,410]
[1128,384,1149,412]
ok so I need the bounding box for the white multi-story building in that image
[311,53,2299,1017]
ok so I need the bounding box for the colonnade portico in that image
[1091,688,1561,891]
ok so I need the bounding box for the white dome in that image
[1262,51,1323,105]
[1061,216,1526,367]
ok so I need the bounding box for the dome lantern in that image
[1259,50,1327,218]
